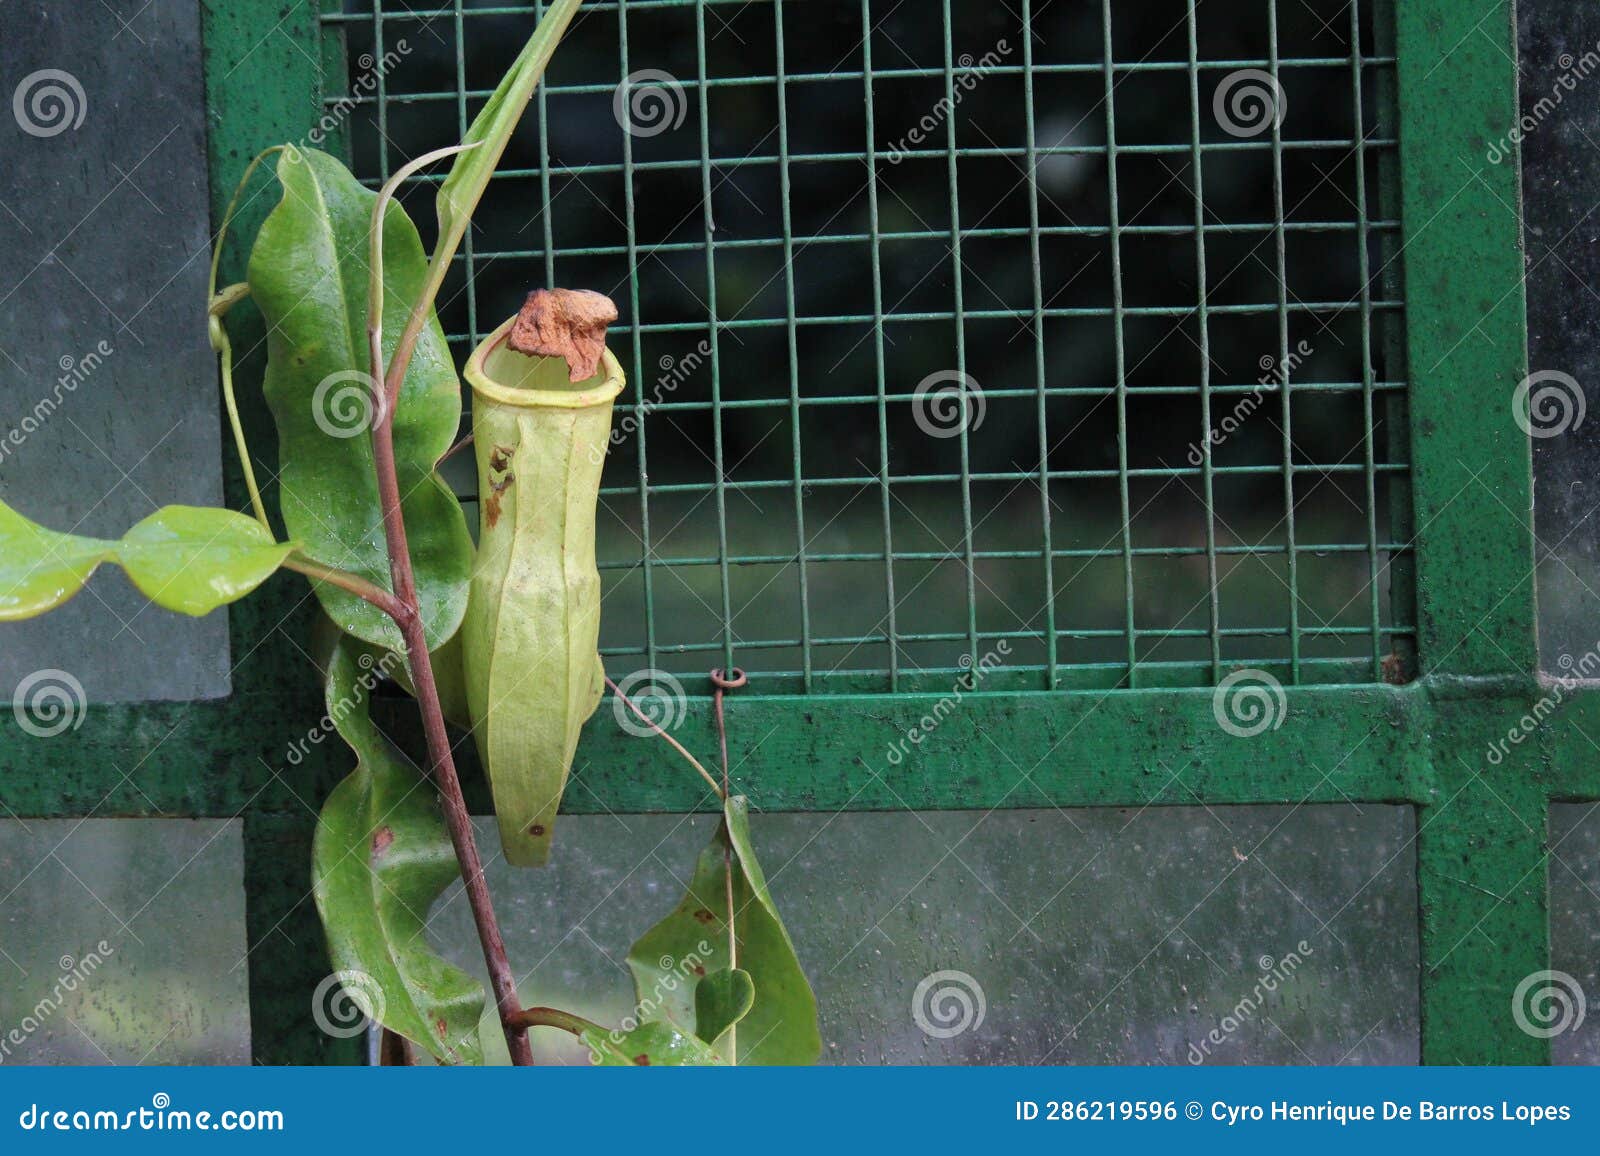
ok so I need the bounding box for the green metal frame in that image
[0,0,1587,1066]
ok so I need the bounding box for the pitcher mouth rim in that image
[465,315,626,409]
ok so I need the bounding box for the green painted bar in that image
[1417,794,1550,1064]
[1394,0,1536,677]
[201,0,331,1066]
[1417,697,1551,1064]
[0,683,1427,815]
[27,670,1600,822]
[1542,692,1600,802]
[1393,0,1547,1064]
[0,690,338,820]
[419,683,1436,814]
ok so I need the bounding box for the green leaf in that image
[0,497,291,621]
[248,146,471,651]
[311,627,486,1065]
[628,796,822,1064]
[0,500,113,620]
[580,1021,724,1067]
[435,0,582,266]
[695,967,755,1047]
[348,628,472,731]
[117,506,293,616]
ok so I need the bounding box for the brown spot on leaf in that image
[693,908,716,924]
[436,1017,448,1039]
[633,1054,650,1065]
[693,964,706,976]
[484,474,515,530]
[508,288,618,382]
[485,445,516,528]
[371,827,395,859]
[528,823,545,836]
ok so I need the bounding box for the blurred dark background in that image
[330,0,1410,691]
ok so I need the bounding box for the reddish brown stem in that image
[370,412,533,1067]
[284,554,406,620]
[507,1006,603,1038]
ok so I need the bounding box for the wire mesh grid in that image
[321,0,1413,695]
